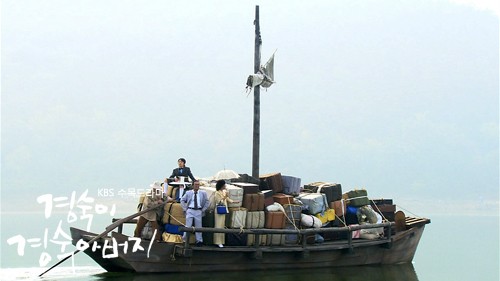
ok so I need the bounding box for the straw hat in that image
[150,181,162,189]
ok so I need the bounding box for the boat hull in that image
[70,225,426,273]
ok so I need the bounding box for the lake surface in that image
[1,214,498,281]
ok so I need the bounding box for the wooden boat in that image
[64,6,432,275]
[69,213,430,273]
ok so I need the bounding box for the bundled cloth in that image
[357,205,378,224]
[357,206,384,240]
[266,202,285,213]
[300,214,322,228]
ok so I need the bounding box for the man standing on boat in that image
[180,180,208,246]
[134,181,173,241]
[169,158,196,183]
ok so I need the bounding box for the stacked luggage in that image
[159,174,397,245]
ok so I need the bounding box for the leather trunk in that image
[243,193,265,211]
[265,211,286,229]
[329,200,346,217]
[272,193,294,205]
[371,203,396,221]
[261,190,274,207]
[259,172,284,193]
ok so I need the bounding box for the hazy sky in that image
[2,0,499,216]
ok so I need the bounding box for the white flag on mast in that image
[246,51,276,90]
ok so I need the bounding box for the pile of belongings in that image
[157,172,397,244]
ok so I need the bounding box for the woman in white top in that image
[213,180,238,248]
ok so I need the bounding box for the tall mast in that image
[252,5,262,179]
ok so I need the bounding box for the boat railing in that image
[110,216,429,255]
[111,219,393,250]
[177,222,393,250]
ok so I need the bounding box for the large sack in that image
[266,202,285,213]
[200,185,217,210]
[162,202,186,225]
[357,205,378,224]
[300,213,322,228]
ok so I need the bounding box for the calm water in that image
[1,214,498,281]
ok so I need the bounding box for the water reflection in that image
[93,263,418,281]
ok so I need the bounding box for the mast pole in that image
[252,5,262,179]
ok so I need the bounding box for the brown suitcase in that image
[264,197,274,207]
[371,203,396,221]
[329,200,346,217]
[262,190,274,207]
[371,198,393,205]
[272,193,294,205]
[243,193,265,211]
[260,173,284,193]
[265,211,286,229]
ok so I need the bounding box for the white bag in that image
[266,202,285,213]
[300,213,322,228]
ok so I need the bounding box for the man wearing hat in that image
[134,181,173,241]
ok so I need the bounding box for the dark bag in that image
[164,223,183,235]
